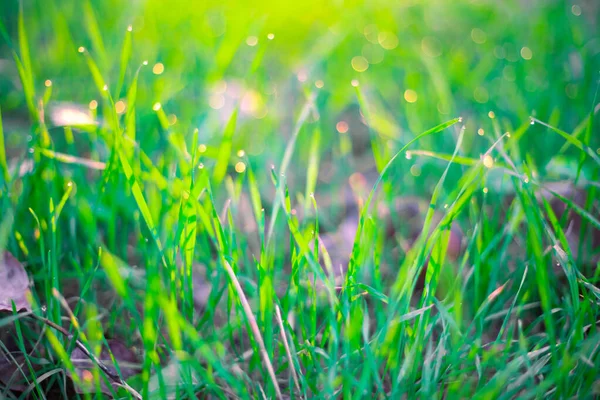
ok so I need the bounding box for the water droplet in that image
[152,102,161,111]
[89,100,98,110]
[488,111,495,119]
[529,117,535,125]
[444,204,448,209]
[458,116,463,122]
[237,150,245,157]
[41,305,47,312]
[102,84,108,91]
[523,175,529,183]
[483,187,489,194]
[67,181,73,187]
[145,238,149,242]
[506,132,511,138]
[198,163,204,169]
[271,164,275,169]
[571,5,582,16]
[78,46,85,53]
[27,135,33,142]
[44,79,52,87]
[351,79,359,87]
[267,33,275,40]
[28,148,34,153]
[478,128,485,136]
[405,152,412,160]
[142,60,148,66]
[309,192,314,198]
[127,25,133,32]
[199,144,207,153]
[315,80,324,89]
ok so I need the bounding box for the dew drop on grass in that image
[351,79,359,87]
[488,111,495,118]
[44,80,52,87]
[529,117,535,125]
[458,116,463,122]
[483,187,488,194]
[152,102,162,111]
[506,132,511,138]
[237,150,245,157]
[102,84,108,91]
[28,148,34,154]
[142,60,148,66]
[198,163,204,169]
[478,128,484,136]
[198,144,207,153]
[315,80,324,89]
[27,135,33,142]
[267,33,275,40]
[444,204,448,209]
[127,25,133,32]
[405,151,412,160]
[78,46,85,53]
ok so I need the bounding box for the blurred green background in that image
[0,0,599,217]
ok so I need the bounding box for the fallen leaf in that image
[68,339,140,395]
[0,251,31,312]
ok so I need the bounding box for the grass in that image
[0,0,599,398]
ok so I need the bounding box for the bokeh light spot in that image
[471,28,486,44]
[404,89,418,103]
[378,32,399,50]
[483,154,494,168]
[351,56,369,72]
[520,47,533,60]
[246,36,258,46]
[115,100,126,114]
[235,162,246,173]
[152,62,165,75]
[209,94,225,109]
[336,121,349,133]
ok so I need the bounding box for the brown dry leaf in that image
[68,339,140,395]
[0,251,31,312]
